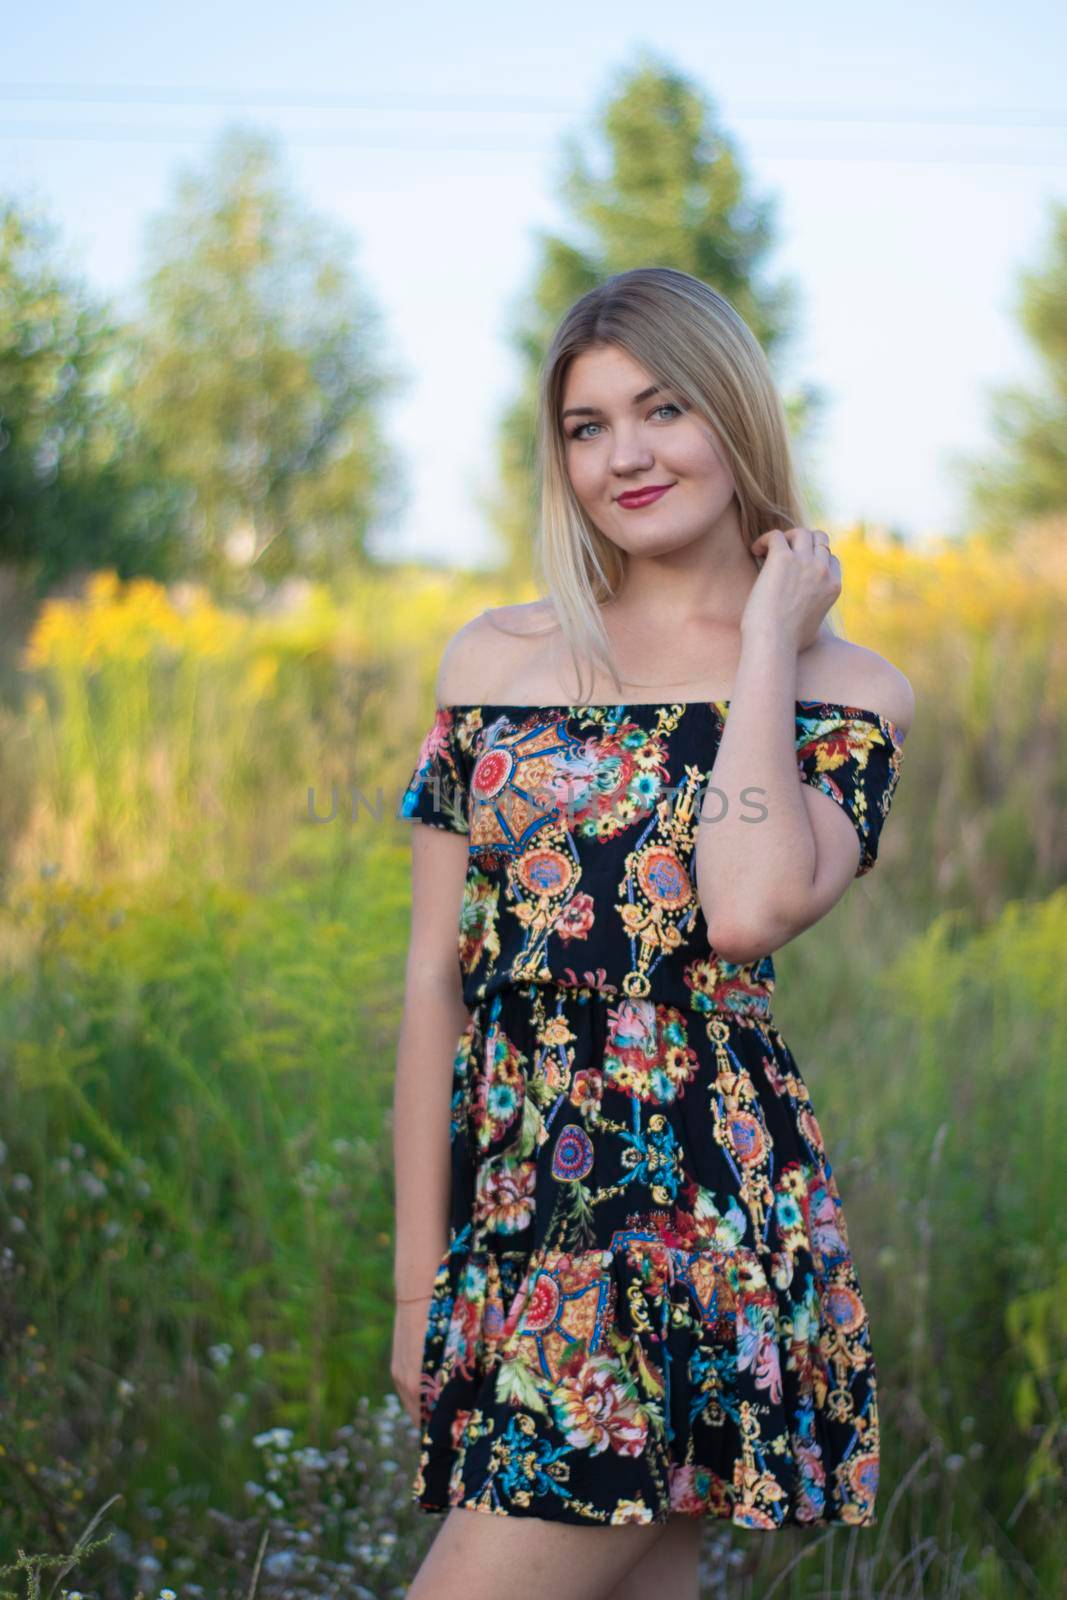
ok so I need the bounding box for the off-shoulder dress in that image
[395,698,906,1529]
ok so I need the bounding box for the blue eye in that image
[566,401,684,442]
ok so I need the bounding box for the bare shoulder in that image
[815,638,916,737]
[434,600,560,705]
[482,598,560,636]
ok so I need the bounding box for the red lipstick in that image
[616,484,674,508]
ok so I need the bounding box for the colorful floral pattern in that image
[395,700,905,1528]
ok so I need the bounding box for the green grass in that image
[1,560,1065,1595]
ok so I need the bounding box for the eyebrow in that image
[561,383,664,421]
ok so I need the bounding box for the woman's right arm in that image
[390,621,489,1425]
[392,817,471,1307]
[391,822,470,1428]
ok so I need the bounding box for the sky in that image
[5,0,1067,570]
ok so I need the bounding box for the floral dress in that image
[395,698,906,1529]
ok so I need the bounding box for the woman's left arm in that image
[694,529,914,962]
[695,618,809,960]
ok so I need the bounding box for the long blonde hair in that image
[512,266,833,702]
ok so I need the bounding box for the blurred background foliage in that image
[1,58,1066,1600]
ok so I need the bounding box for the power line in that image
[1,123,1064,167]
[1,82,1067,129]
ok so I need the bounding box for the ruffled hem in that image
[411,1229,880,1528]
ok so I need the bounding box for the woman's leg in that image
[601,1512,703,1600]
[406,1504,674,1600]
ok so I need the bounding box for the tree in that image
[0,198,185,596]
[477,52,826,582]
[953,201,1067,544]
[121,124,408,596]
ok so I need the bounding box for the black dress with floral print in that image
[395,699,905,1530]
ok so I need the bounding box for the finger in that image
[764,527,790,550]
[795,525,833,561]
[773,526,802,548]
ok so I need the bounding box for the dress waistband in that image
[469,970,775,1025]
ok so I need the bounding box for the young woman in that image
[392,266,915,1600]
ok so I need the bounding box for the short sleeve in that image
[794,704,905,878]
[396,706,470,836]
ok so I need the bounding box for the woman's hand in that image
[742,525,841,652]
[391,1295,433,1430]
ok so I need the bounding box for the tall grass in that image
[0,524,1064,1595]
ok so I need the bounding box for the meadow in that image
[1,524,1065,1597]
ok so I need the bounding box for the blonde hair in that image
[510,266,835,702]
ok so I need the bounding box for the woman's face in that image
[559,343,737,556]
